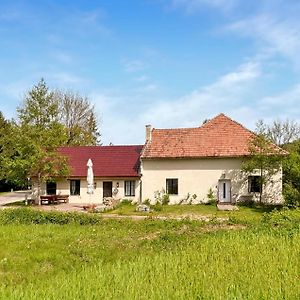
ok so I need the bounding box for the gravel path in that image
[0,191,30,206]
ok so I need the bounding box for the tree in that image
[255,119,300,146]
[282,140,300,207]
[55,91,101,145]
[0,111,12,155]
[0,79,101,202]
[242,133,284,203]
[0,112,19,191]
[1,79,69,203]
[255,118,300,206]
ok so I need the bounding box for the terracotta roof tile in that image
[59,145,143,177]
[141,113,283,159]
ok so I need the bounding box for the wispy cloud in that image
[139,61,261,128]
[136,84,159,93]
[67,9,112,36]
[227,14,300,65]
[51,51,73,64]
[93,61,263,144]
[122,59,148,72]
[134,75,149,82]
[260,84,300,120]
[50,72,87,85]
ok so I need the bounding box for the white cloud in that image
[134,75,149,82]
[50,72,86,85]
[52,51,73,64]
[93,61,263,144]
[227,14,300,65]
[139,61,261,128]
[73,9,111,36]
[259,84,300,120]
[136,84,159,93]
[122,59,148,73]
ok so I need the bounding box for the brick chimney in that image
[145,124,152,142]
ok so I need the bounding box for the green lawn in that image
[0,208,299,299]
[104,202,279,224]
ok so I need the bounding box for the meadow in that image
[0,207,300,299]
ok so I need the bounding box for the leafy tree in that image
[0,111,12,154]
[0,112,18,191]
[282,140,300,206]
[1,79,101,202]
[242,134,285,203]
[255,118,300,206]
[2,79,69,203]
[55,90,101,145]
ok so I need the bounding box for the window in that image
[125,180,135,196]
[46,182,56,195]
[70,180,80,195]
[248,176,261,193]
[166,178,178,195]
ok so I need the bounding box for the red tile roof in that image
[141,113,284,159]
[59,145,143,177]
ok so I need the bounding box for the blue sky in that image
[1,0,300,144]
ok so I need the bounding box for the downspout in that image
[260,165,263,204]
[139,178,142,204]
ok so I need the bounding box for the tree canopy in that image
[55,90,100,145]
[242,133,284,203]
[254,118,300,206]
[0,79,100,197]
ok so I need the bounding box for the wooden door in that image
[103,181,112,197]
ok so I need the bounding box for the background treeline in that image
[0,79,100,191]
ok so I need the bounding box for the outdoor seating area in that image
[40,195,69,205]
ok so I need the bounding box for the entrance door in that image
[218,180,231,203]
[103,181,112,198]
[46,182,57,195]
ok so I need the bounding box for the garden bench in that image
[40,195,69,205]
[56,195,69,203]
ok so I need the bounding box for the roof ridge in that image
[152,126,200,131]
[59,145,143,148]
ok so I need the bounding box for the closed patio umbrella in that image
[87,158,94,195]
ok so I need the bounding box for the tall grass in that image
[0,208,300,299]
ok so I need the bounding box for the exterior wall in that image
[32,177,140,204]
[140,158,284,204]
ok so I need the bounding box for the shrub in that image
[161,194,170,205]
[120,199,132,205]
[283,183,300,208]
[0,208,104,225]
[261,208,300,229]
[143,199,151,206]
[154,189,170,205]
[206,188,216,205]
[151,203,163,212]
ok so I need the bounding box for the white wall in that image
[32,177,140,204]
[141,158,283,204]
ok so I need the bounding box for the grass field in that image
[104,201,278,225]
[0,207,300,299]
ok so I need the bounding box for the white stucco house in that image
[32,113,285,205]
[140,113,285,204]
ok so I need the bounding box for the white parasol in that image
[87,158,94,195]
